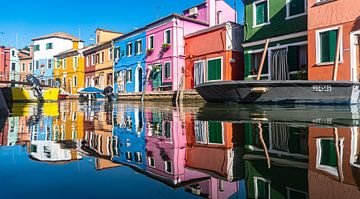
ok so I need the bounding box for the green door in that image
[152,66,162,90]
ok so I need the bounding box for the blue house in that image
[113,28,147,93]
[112,106,147,171]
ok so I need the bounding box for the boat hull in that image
[195,80,360,105]
[1,87,59,103]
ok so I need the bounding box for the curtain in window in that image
[194,62,205,86]
[271,123,289,152]
[195,121,206,143]
[299,45,307,70]
[271,49,289,80]
[251,53,262,75]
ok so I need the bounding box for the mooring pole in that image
[333,27,342,81]
[257,122,271,169]
[333,128,344,182]
[257,39,270,80]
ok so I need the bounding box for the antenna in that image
[156,6,161,19]
[78,27,81,39]
[234,0,237,23]
[0,32,4,45]
[16,33,18,49]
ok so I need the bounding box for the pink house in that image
[145,0,236,92]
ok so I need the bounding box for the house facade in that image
[19,47,33,82]
[0,46,10,80]
[145,0,236,92]
[113,28,146,93]
[243,0,308,80]
[185,22,244,89]
[9,48,20,81]
[32,32,83,85]
[54,48,86,95]
[307,0,360,81]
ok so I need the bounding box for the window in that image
[126,69,132,82]
[62,58,66,69]
[135,40,142,54]
[11,50,15,57]
[286,0,306,18]
[73,76,78,87]
[101,51,104,63]
[86,56,90,67]
[11,63,16,71]
[149,35,154,49]
[35,61,39,70]
[115,47,120,59]
[164,161,173,174]
[96,53,100,64]
[126,152,133,162]
[73,56,78,68]
[148,156,155,168]
[109,48,113,60]
[34,45,40,51]
[254,177,270,199]
[253,0,269,27]
[86,77,90,87]
[91,54,95,65]
[29,63,33,71]
[164,121,171,138]
[194,61,205,86]
[217,11,223,25]
[207,58,222,81]
[316,137,344,177]
[208,121,223,144]
[164,29,171,44]
[46,43,53,50]
[47,59,52,69]
[126,42,133,56]
[164,62,171,79]
[22,63,25,71]
[317,28,341,64]
[134,152,142,163]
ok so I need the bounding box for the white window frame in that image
[126,42,133,57]
[206,56,223,82]
[316,26,343,65]
[252,0,270,28]
[73,75,78,87]
[108,48,113,60]
[148,156,155,168]
[164,29,171,44]
[86,56,90,67]
[62,58,66,69]
[148,35,154,49]
[164,61,171,79]
[194,60,206,86]
[126,69,132,83]
[73,56,78,69]
[254,177,271,199]
[286,0,307,20]
[47,59,52,69]
[136,39,142,55]
[91,54,95,65]
[86,77,90,87]
[316,137,344,178]
[164,160,173,174]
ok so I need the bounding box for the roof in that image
[182,2,206,14]
[185,22,242,38]
[32,32,83,42]
[96,28,123,34]
[146,13,209,29]
[79,87,103,94]
[82,41,112,55]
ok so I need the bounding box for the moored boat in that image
[196,80,360,105]
[1,87,59,103]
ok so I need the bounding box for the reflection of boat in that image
[1,87,59,103]
[78,87,105,101]
[196,80,360,104]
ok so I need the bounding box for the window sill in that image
[252,22,270,29]
[316,61,343,66]
[285,12,307,20]
[314,0,337,6]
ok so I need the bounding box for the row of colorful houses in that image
[2,0,360,96]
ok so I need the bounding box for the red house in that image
[0,46,10,81]
[184,22,244,90]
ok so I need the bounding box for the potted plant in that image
[146,48,154,56]
[161,44,171,51]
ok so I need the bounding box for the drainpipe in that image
[111,40,115,89]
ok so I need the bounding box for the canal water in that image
[0,101,360,199]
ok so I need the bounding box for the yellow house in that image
[54,47,87,95]
[83,29,123,89]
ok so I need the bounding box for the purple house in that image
[145,0,236,92]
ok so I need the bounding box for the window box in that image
[162,44,171,52]
[146,48,154,56]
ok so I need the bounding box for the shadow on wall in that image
[351,17,360,32]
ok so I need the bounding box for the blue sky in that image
[0,0,244,48]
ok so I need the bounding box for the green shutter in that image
[152,67,162,89]
[166,30,171,44]
[320,30,338,63]
[320,140,337,167]
[289,0,305,16]
[257,180,269,199]
[256,2,267,25]
[208,121,222,144]
[135,42,138,54]
[207,59,221,81]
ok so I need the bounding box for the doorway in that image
[351,32,360,81]
[135,67,143,92]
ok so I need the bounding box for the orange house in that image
[308,0,360,81]
[184,22,244,89]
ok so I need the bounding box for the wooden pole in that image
[257,122,271,168]
[333,27,342,81]
[257,39,270,80]
[333,128,344,182]
[141,69,151,102]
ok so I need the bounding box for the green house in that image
[242,0,308,80]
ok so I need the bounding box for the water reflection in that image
[1,102,360,198]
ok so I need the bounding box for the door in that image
[152,65,162,90]
[138,68,143,92]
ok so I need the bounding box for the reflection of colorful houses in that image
[112,104,146,170]
[308,126,360,198]
[184,114,245,198]
[244,122,309,199]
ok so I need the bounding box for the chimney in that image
[207,0,217,26]
[29,45,34,58]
